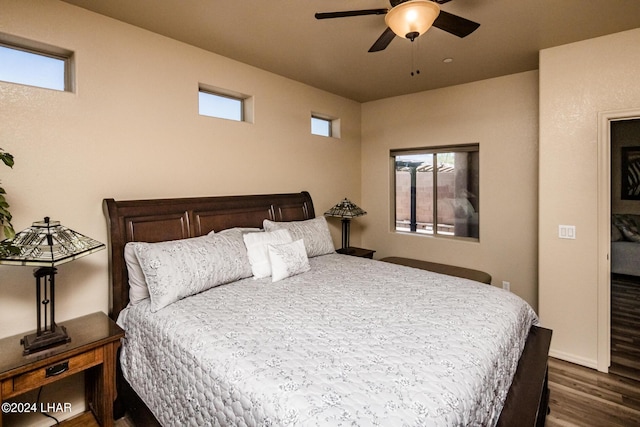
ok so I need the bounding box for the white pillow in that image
[133,230,252,312]
[263,217,335,258]
[124,243,150,305]
[243,229,292,278]
[208,227,262,236]
[268,239,311,282]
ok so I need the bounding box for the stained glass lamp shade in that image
[324,198,367,251]
[0,217,105,354]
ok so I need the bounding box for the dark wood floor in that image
[547,357,640,426]
[545,275,640,426]
[610,275,640,381]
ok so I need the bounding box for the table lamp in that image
[0,217,105,354]
[324,198,367,253]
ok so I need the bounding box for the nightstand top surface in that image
[0,312,124,377]
[336,247,375,258]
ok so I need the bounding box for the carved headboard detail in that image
[103,191,315,320]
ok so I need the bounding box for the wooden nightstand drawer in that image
[2,349,102,399]
[0,313,124,427]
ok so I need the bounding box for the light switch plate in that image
[559,225,576,239]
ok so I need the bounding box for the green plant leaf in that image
[0,240,20,257]
[0,150,14,168]
[0,148,15,243]
[3,224,15,239]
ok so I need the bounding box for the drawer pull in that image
[45,361,69,377]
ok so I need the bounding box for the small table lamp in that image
[324,198,367,252]
[0,217,105,354]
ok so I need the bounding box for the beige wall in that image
[361,71,540,310]
[0,0,362,340]
[539,28,640,369]
[3,3,639,422]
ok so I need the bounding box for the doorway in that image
[609,118,640,380]
[597,109,640,374]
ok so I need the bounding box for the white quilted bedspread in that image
[119,254,538,427]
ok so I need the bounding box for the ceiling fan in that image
[315,0,480,52]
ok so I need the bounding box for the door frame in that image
[597,107,640,372]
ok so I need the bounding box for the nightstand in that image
[336,246,376,259]
[0,312,124,427]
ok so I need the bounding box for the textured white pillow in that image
[208,227,262,236]
[268,239,311,282]
[263,217,335,257]
[243,229,292,278]
[133,230,252,312]
[124,242,150,305]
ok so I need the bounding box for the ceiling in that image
[60,0,640,103]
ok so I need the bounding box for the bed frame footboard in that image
[497,326,553,427]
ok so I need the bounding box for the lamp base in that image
[336,247,356,255]
[21,324,70,355]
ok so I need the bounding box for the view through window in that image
[311,116,332,137]
[392,145,479,239]
[198,89,243,121]
[0,44,68,91]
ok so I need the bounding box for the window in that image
[392,145,479,239]
[199,89,244,121]
[311,114,340,138]
[0,42,71,91]
[311,116,332,137]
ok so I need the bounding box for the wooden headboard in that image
[103,191,315,320]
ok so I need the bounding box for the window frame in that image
[198,84,254,123]
[311,115,332,137]
[311,113,341,139]
[391,144,480,241]
[0,37,73,92]
[198,88,244,122]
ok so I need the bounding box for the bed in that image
[103,191,552,427]
[611,214,640,277]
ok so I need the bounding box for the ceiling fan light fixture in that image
[385,0,440,40]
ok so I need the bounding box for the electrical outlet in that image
[502,281,510,291]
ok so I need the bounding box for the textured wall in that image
[361,71,540,309]
[539,28,640,369]
[0,0,361,340]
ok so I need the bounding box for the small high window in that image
[198,85,254,123]
[0,41,72,91]
[311,116,332,137]
[311,114,340,138]
[199,90,244,121]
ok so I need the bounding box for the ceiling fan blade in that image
[368,27,396,52]
[315,9,388,20]
[432,10,480,38]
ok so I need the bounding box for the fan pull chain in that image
[410,38,420,77]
